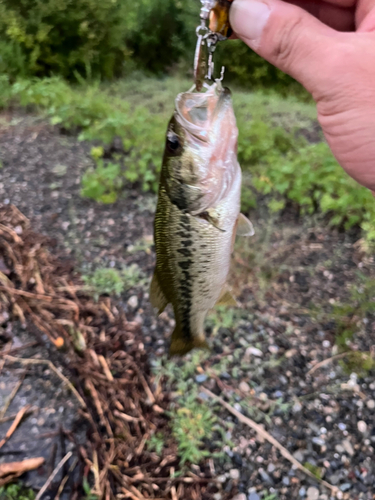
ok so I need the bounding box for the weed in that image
[83,264,145,301]
[0,484,35,500]
[148,432,165,455]
[303,462,323,480]
[170,397,216,465]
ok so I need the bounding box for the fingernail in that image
[230,0,271,45]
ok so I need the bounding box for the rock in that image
[293,450,305,463]
[335,444,345,454]
[258,469,273,484]
[267,463,276,473]
[214,494,223,500]
[338,423,347,431]
[248,494,260,500]
[342,439,354,456]
[217,475,226,483]
[328,474,340,485]
[366,399,375,410]
[127,295,138,309]
[357,420,367,433]
[229,469,240,480]
[245,347,263,358]
[299,487,306,497]
[340,483,352,492]
[232,453,243,467]
[231,494,246,500]
[239,381,250,393]
[195,374,207,383]
[306,487,319,500]
[282,476,290,486]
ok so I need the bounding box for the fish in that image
[150,80,254,356]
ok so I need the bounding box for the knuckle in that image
[269,14,305,69]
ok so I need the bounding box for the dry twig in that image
[0,405,31,449]
[307,352,349,375]
[35,451,73,500]
[202,387,338,495]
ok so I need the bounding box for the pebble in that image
[258,469,273,484]
[229,469,240,480]
[340,483,352,492]
[299,487,306,497]
[248,494,260,500]
[195,374,207,383]
[293,450,305,462]
[239,381,250,393]
[342,439,354,456]
[338,423,347,431]
[357,420,367,433]
[282,476,290,486]
[246,347,263,358]
[306,487,319,500]
[267,463,276,473]
[231,494,246,500]
[366,400,375,410]
[127,295,138,309]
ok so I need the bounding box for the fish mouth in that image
[174,81,233,142]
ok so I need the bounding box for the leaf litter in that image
[0,204,224,499]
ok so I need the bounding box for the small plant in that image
[81,160,123,204]
[148,432,165,455]
[83,264,144,301]
[171,396,216,465]
[0,484,35,500]
[303,462,323,480]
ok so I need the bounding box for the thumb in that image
[229,0,338,94]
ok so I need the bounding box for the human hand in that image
[229,0,375,193]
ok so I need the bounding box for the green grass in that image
[0,74,374,241]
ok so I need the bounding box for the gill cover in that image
[163,81,239,215]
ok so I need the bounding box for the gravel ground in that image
[0,112,374,500]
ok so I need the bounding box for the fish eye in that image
[166,131,182,154]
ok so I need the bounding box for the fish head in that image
[162,81,239,214]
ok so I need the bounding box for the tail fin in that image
[169,325,210,357]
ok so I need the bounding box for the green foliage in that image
[81,161,123,204]
[0,0,198,81]
[1,75,374,242]
[303,462,323,480]
[0,484,35,500]
[153,352,231,465]
[148,432,165,455]
[83,264,145,301]
[171,396,216,464]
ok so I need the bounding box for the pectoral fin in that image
[216,286,239,307]
[198,209,226,232]
[236,213,255,237]
[150,273,168,314]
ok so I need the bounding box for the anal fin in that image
[216,286,238,307]
[150,272,168,314]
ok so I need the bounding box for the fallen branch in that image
[0,405,31,449]
[202,387,338,495]
[0,457,45,486]
[307,352,350,375]
[4,355,86,409]
[35,451,73,500]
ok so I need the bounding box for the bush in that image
[0,0,197,80]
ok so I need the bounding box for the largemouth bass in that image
[150,81,253,356]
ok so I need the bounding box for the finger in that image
[229,0,342,94]
[287,0,355,31]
